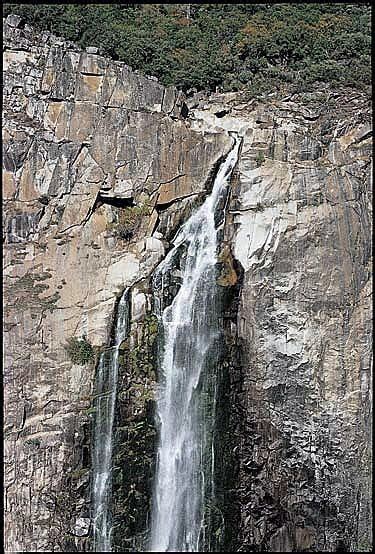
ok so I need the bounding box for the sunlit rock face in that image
[4,14,372,554]
[190,90,372,552]
[3,16,231,552]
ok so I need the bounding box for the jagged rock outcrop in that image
[3,15,372,553]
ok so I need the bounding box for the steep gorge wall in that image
[3,16,372,553]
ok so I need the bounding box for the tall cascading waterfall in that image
[92,290,130,552]
[149,136,240,552]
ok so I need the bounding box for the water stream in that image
[149,136,240,552]
[92,290,130,552]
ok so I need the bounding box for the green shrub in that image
[255,151,265,167]
[109,201,152,241]
[64,336,94,365]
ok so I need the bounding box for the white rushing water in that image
[92,290,129,552]
[149,136,240,552]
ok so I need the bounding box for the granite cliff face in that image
[189,91,372,551]
[3,17,231,552]
[3,16,372,553]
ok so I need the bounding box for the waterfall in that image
[149,136,240,552]
[92,290,130,552]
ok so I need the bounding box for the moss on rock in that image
[111,307,159,551]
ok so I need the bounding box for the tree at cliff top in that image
[3,3,371,95]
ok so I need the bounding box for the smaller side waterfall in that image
[92,290,130,552]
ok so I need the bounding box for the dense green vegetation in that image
[4,3,371,95]
[64,336,94,365]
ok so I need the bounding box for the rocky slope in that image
[3,15,372,552]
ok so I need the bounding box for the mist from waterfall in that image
[92,290,129,552]
[149,136,240,552]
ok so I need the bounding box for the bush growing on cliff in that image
[255,151,265,166]
[109,202,152,241]
[64,336,94,365]
[4,3,371,95]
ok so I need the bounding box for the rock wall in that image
[3,16,372,553]
[3,17,230,552]
[189,90,372,551]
